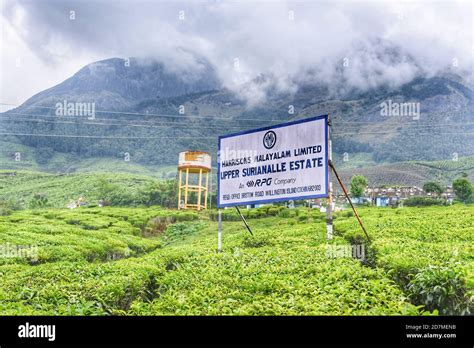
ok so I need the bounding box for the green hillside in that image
[336,156,474,189]
[0,205,472,315]
[1,155,472,210]
[0,140,176,177]
[0,170,160,208]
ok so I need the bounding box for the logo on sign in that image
[263,131,277,149]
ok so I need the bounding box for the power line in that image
[332,118,473,124]
[2,110,268,125]
[0,113,258,130]
[0,116,235,130]
[332,125,474,133]
[1,111,247,126]
[334,131,474,136]
[3,118,473,132]
[2,112,473,131]
[1,131,473,140]
[0,102,287,123]
[0,132,216,139]
[2,102,472,127]
[2,116,473,135]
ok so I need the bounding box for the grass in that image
[0,204,472,315]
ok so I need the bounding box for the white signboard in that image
[218,115,328,207]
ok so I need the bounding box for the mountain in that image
[1,57,473,172]
[16,57,221,110]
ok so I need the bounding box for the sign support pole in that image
[235,206,253,235]
[326,115,333,240]
[218,209,222,252]
[329,160,371,243]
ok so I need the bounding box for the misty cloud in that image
[1,0,472,107]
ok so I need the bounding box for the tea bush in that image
[334,205,473,314]
[0,205,472,315]
[407,264,472,315]
[404,197,446,206]
[241,233,273,248]
[164,222,204,243]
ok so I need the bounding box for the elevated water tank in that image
[178,151,212,173]
[177,151,211,210]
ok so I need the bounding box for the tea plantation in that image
[0,205,472,315]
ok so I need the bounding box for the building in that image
[364,185,453,206]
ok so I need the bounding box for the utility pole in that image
[326,115,333,240]
[217,209,222,252]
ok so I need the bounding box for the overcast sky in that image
[1,0,472,110]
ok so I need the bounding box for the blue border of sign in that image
[217,114,329,208]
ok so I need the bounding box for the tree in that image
[452,178,472,203]
[142,180,177,208]
[29,193,48,208]
[96,177,119,203]
[423,182,444,196]
[350,175,368,198]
